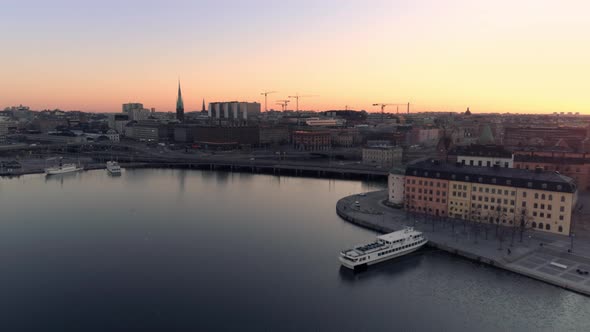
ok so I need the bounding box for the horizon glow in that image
[1,0,589,114]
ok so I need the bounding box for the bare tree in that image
[516,207,533,243]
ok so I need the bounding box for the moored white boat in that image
[45,162,83,175]
[106,161,122,175]
[339,227,427,270]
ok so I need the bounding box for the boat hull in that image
[339,241,427,270]
[45,167,83,175]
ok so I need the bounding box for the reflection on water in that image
[0,169,588,331]
[338,250,425,284]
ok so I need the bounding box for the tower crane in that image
[276,99,290,112]
[372,102,410,122]
[288,94,318,112]
[260,91,277,112]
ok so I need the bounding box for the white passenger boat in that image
[45,161,83,175]
[106,161,122,175]
[339,227,427,270]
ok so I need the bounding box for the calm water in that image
[1,169,589,331]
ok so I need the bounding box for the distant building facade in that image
[362,146,403,167]
[514,151,590,191]
[208,102,261,123]
[292,130,331,151]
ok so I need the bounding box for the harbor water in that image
[0,169,588,331]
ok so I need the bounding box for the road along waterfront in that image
[337,191,590,296]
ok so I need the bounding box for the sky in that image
[1,0,589,114]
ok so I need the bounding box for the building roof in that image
[514,154,588,165]
[404,159,576,193]
[451,145,512,158]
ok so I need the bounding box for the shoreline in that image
[1,160,389,181]
[336,191,590,297]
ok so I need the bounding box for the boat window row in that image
[377,240,422,257]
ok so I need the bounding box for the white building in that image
[106,129,120,143]
[208,102,261,121]
[455,145,514,168]
[388,168,406,206]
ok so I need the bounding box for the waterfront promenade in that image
[337,191,590,296]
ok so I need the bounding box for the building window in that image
[534,203,538,209]
[561,196,565,202]
[549,195,553,201]
[558,226,563,233]
[538,223,544,229]
[478,177,483,183]
[546,224,551,231]
[534,193,539,199]
[542,184,547,189]
[527,182,533,188]
[541,194,545,200]
[559,215,564,221]
[547,214,551,219]
[548,205,552,211]
[523,192,527,198]
[522,202,526,207]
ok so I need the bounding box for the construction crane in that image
[288,94,318,112]
[276,99,290,112]
[372,103,410,122]
[260,91,277,112]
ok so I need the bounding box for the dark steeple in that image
[202,99,206,112]
[176,80,185,122]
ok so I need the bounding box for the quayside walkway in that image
[337,190,590,296]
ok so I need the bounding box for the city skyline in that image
[2,0,590,114]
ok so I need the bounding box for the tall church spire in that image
[202,99,206,112]
[176,80,184,122]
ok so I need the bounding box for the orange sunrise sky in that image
[1,0,589,114]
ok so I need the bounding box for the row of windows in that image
[407,195,447,204]
[377,240,426,257]
[523,202,566,212]
[471,204,514,213]
[522,192,565,201]
[409,187,446,196]
[530,222,564,232]
[461,159,510,168]
[472,196,515,205]
[472,186,516,196]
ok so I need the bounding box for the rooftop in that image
[404,159,577,193]
[451,145,512,158]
